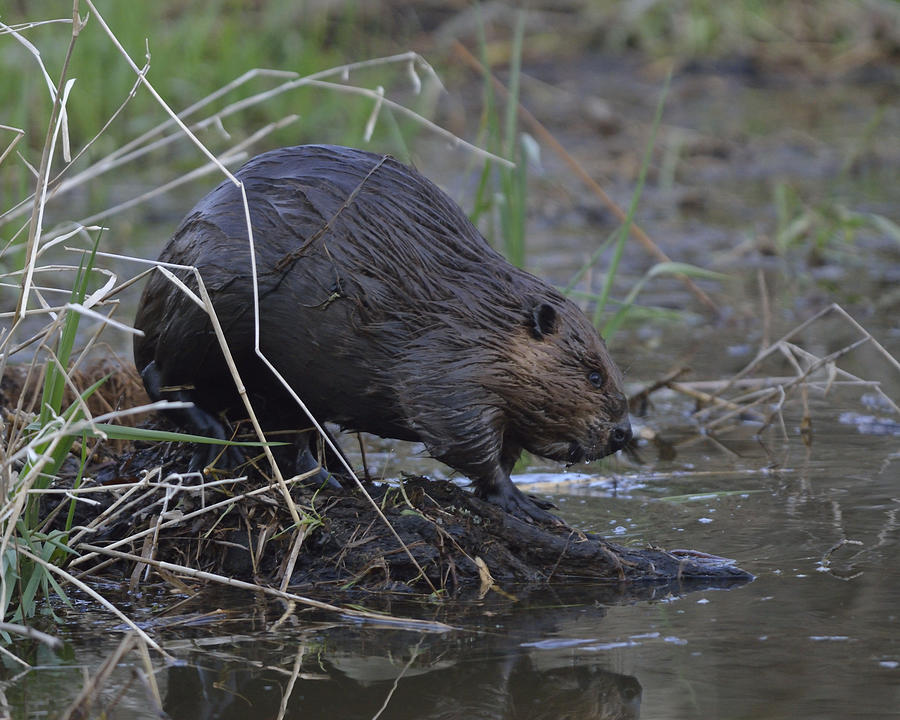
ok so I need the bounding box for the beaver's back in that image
[133,144,552,435]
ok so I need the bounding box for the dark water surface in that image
[5,383,899,719]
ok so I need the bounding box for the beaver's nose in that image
[609,423,633,453]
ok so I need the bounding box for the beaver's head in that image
[496,297,632,466]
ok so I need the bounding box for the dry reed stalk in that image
[303,78,514,165]
[188,267,304,529]
[0,123,25,167]
[240,182,440,594]
[279,522,314,593]
[74,115,299,227]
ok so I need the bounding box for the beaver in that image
[133,144,631,523]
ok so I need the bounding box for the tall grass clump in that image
[0,248,99,631]
[585,0,900,68]
[773,180,900,259]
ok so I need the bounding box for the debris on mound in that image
[1,358,148,423]
[284,475,753,591]
[55,439,753,596]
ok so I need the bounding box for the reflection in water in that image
[163,632,642,720]
[7,389,897,720]
[157,581,747,719]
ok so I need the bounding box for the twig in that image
[701,336,872,431]
[58,633,137,720]
[0,123,25,167]
[78,543,455,632]
[0,621,62,649]
[667,381,753,415]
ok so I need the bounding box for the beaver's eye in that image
[588,370,604,388]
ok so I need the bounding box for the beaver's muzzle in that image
[570,423,633,464]
[608,423,632,453]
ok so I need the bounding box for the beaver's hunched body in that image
[134,145,631,523]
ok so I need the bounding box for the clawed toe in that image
[515,500,565,526]
[527,493,558,511]
[293,447,342,489]
[483,486,564,526]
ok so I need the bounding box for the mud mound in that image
[57,439,752,596]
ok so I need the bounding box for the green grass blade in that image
[603,261,726,337]
[39,234,100,425]
[564,228,619,293]
[871,213,900,245]
[84,423,285,447]
[503,12,525,160]
[594,70,672,331]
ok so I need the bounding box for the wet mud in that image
[39,412,751,598]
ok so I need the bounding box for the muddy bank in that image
[47,414,752,597]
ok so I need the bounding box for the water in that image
[4,376,898,718]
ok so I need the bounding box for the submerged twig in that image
[16,546,166,655]
[58,633,137,720]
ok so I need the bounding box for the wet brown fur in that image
[133,145,630,521]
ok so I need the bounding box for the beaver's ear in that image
[527,299,558,340]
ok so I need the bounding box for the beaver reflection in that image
[134,145,632,523]
[164,646,642,720]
